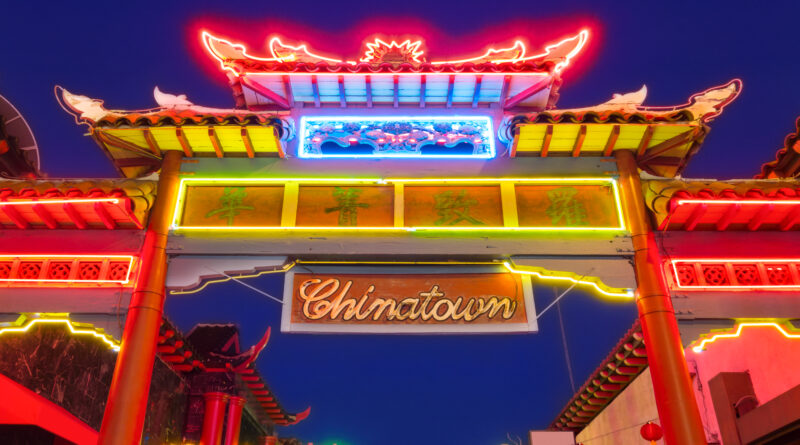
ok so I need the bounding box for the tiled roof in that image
[226,60,556,74]
[94,110,285,130]
[644,179,800,231]
[551,320,647,432]
[503,81,741,178]
[156,319,309,427]
[0,179,156,229]
[757,117,800,179]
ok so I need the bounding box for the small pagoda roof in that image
[551,320,647,432]
[503,80,742,177]
[0,178,155,229]
[757,117,800,179]
[156,318,309,427]
[60,88,288,178]
[644,178,800,231]
[202,30,588,110]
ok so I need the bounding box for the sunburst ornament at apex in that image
[689,320,800,353]
[0,313,121,351]
[360,38,425,65]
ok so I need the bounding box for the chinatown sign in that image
[281,265,537,333]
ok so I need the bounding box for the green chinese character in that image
[546,187,588,226]
[325,187,370,226]
[205,187,254,226]
[434,190,484,226]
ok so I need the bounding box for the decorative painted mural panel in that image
[298,116,496,158]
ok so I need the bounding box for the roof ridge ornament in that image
[201,29,589,75]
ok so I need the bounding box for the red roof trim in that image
[551,321,647,432]
[661,188,800,231]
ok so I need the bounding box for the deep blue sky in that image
[3,2,799,444]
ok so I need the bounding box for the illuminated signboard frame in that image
[281,264,537,334]
[297,116,496,159]
[171,177,626,233]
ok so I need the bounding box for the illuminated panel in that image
[0,255,136,286]
[669,259,800,290]
[170,260,633,301]
[0,314,120,351]
[171,177,625,232]
[298,116,495,159]
[690,321,800,353]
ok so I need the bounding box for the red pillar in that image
[97,150,184,444]
[615,150,707,445]
[224,396,246,445]
[201,392,230,445]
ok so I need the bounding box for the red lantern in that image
[640,422,663,443]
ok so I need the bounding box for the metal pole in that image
[614,150,707,445]
[97,150,184,444]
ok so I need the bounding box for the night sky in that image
[3,2,799,444]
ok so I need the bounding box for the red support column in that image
[615,150,707,445]
[224,396,246,445]
[97,150,184,444]
[201,392,230,445]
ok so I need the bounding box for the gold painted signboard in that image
[281,265,537,333]
[173,178,624,232]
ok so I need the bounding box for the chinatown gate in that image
[8,24,793,445]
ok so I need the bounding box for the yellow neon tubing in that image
[169,262,297,295]
[502,262,634,299]
[691,320,800,353]
[172,176,625,231]
[169,259,634,301]
[0,314,121,351]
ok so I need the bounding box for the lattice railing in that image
[0,256,135,286]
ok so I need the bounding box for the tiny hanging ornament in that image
[640,421,663,444]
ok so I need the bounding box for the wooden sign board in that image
[281,265,537,334]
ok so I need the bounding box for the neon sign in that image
[0,255,136,286]
[281,264,537,334]
[432,29,589,73]
[690,321,800,353]
[298,116,495,159]
[669,259,800,290]
[201,29,589,74]
[360,38,425,64]
[168,260,633,301]
[0,314,121,351]
[171,177,625,233]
